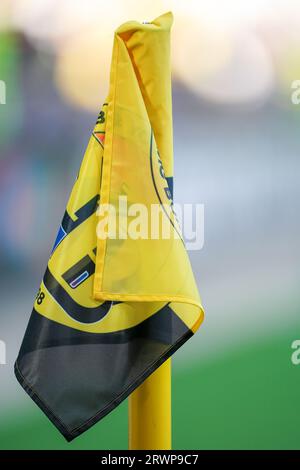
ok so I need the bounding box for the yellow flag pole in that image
[128,358,171,450]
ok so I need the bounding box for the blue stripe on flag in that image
[70,270,89,289]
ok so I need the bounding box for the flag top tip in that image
[116,11,173,36]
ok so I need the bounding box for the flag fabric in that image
[15,12,204,442]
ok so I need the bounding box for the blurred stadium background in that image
[0,0,300,449]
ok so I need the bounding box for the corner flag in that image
[15,12,204,441]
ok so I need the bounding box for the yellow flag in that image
[15,12,204,441]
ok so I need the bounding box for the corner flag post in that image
[128,358,171,450]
